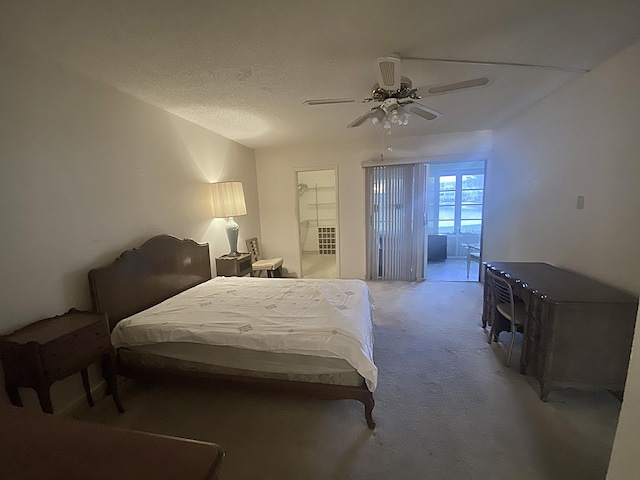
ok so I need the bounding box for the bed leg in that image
[363,394,376,429]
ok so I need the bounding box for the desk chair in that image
[465,244,481,278]
[486,269,527,366]
[245,237,283,278]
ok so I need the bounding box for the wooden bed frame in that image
[88,234,375,429]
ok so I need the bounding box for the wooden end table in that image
[215,252,252,276]
[0,308,124,414]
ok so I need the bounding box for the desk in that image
[0,406,224,480]
[483,262,638,400]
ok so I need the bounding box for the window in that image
[427,160,486,259]
[438,175,456,234]
[460,174,484,235]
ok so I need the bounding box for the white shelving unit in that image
[299,184,336,254]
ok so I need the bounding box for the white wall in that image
[486,40,640,294]
[255,131,492,278]
[608,305,640,479]
[0,46,259,410]
[485,40,640,477]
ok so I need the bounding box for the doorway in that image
[425,160,486,281]
[296,169,338,279]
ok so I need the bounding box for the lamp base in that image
[226,217,240,256]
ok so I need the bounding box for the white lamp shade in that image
[211,181,247,218]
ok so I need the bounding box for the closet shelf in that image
[299,219,335,227]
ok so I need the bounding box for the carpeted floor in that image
[71,280,622,479]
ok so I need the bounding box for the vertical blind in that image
[365,163,427,281]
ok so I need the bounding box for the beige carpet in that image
[71,281,622,479]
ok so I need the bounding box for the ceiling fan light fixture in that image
[370,108,386,125]
[388,107,408,126]
[395,106,410,125]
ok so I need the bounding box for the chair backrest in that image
[245,237,261,264]
[485,268,516,312]
[468,245,481,259]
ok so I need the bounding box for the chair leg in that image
[506,323,517,366]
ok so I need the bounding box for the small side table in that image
[215,252,252,277]
[0,308,124,414]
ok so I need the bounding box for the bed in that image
[88,234,376,428]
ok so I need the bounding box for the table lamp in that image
[210,181,247,256]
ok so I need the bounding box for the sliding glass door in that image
[365,159,485,282]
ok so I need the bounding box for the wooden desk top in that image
[485,262,638,305]
[0,406,224,480]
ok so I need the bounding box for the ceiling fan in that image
[304,54,492,129]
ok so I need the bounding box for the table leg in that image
[540,382,551,402]
[5,383,23,407]
[35,385,54,414]
[81,368,95,407]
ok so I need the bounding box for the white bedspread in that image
[111,277,377,391]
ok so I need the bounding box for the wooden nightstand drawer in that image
[215,252,252,276]
[42,328,111,379]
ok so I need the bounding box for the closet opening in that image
[296,168,338,278]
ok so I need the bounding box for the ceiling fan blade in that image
[303,98,356,106]
[422,76,492,96]
[347,110,378,128]
[404,102,441,121]
[374,54,401,91]
[402,56,589,73]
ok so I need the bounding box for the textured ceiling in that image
[2,1,640,149]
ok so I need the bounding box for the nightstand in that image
[215,252,252,277]
[0,308,124,414]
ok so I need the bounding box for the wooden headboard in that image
[88,235,211,330]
